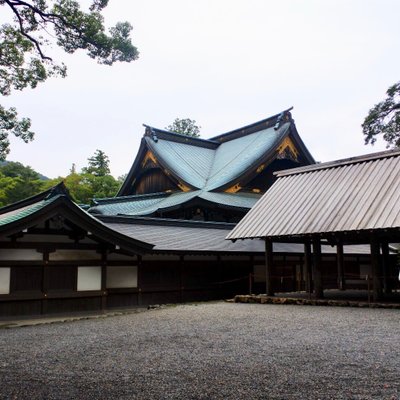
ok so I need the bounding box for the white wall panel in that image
[0,268,10,294]
[77,266,102,291]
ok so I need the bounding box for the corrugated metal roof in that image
[227,149,400,240]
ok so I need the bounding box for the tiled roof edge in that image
[0,182,68,216]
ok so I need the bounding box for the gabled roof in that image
[0,183,153,254]
[227,149,400,241]
[118,109,315,196]
[90,190,261,216]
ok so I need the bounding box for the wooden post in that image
[303,242,312,296]
[41,252,49,315]
[370,237,383,302]
[137,255,142,306]
[312,237,324,299]
[265,238,274,296]
[101,252,107,311]
[381,241,391,295]
[180,255,184,303]
[336,241,345,290]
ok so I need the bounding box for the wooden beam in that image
[336,241,345,290]
[312,238,324,299]
[265,238,274,296]
[370,237,383,301]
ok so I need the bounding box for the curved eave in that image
[116,137,149,197]
[0,196,154,254]
[0,182,68,216]
[289,120,316,164]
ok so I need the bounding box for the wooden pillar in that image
[41,252,49,315]
[381,241,391,295]
[336,241,345,290]
[303,242,312,295]
[101,252,107,311]
[312,237,324,299]
[137,255,142,306]
[370,237,383,302]
[180,255,184,303]
[265,238,274,296]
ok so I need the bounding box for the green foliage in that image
[0,150,121,206]
[82,149,110,176]
[0,0,139,159]
[59,172,120,204]
[0,161,45,205]
[362,82,400,148]
[166,118,201,137]
[0,105,34,160]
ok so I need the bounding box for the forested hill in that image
[0,151,122,207]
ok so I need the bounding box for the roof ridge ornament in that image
[274,112,285,131]
[274,107,294,131]
[144,126,158,142]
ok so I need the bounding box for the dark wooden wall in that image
[1,251,397,318]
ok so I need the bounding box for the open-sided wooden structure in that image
[227,149,400,301]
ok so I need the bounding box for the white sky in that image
[3,0,400,178]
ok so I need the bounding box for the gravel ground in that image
[0,302,399,400]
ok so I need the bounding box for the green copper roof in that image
[89,190,261,216]
[0,199,50,226]
[146,137,215,189]
[204,123,289,190]
[145,122,289,191]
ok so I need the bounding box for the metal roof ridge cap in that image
[143,124,220,146]
[209,107,293,141]
[274,148,400,177]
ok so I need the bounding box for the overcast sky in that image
[3,0,400,178]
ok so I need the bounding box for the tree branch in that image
[5,0,53,61]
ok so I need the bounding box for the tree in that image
[0,161,45,204]
[166,118,201,137]
[362,81,400,148]
[82,149,110,176]
[0,0,139,159]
